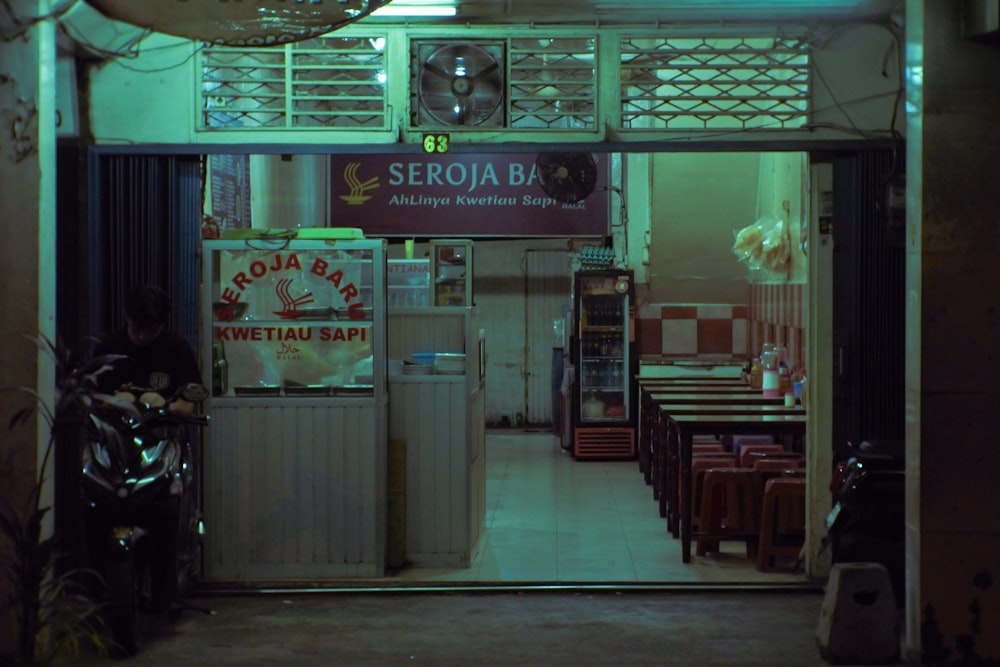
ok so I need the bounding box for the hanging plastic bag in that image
[760,218,791,273]
[732,216,789,273]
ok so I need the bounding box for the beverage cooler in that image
[571,270,637,459]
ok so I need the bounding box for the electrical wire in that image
[0,0,78,42]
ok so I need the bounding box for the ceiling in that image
[375,0,900,27]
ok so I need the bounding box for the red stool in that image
[756,477,806,571]
[751,457,805,473]
[690,457,738,531]
[696,468,761,557]
[745,451,803,469]
[739,444,786,467]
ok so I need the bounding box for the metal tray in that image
[334,385,374,397]
[283,385,331,397]
[234,385,281,397]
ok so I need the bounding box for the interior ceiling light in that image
[371,4,456,17]
[83,0,392,46]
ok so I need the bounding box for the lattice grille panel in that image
[202,36,387,129]
[508,37,596,130]
[619,36,809,130]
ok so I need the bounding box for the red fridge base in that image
[574,427,635,460]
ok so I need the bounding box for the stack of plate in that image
[410,353,436,366]
[433,353,465,375]
[403,364,433,375]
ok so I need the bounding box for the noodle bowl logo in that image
[273,278,315,319]
[339,162,380,205]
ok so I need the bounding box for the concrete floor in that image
[72,433,905,665]
[77,588,853,666]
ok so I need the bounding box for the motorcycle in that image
[824,439,906,607]
[80,382,210,656]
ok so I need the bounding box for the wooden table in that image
[668,413,807,563]
[651,401,800,523]
[639,390,785,487]
[636,379,756,480]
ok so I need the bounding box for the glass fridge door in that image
[577,272,631,424]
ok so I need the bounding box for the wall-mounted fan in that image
[414,42,504,128]
[535,152,598,203]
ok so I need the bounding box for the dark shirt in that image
[93,328,202,399]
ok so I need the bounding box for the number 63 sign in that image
[422,133,450,154]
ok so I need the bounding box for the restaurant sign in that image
[215,248,373,387]
[329,153,609,237]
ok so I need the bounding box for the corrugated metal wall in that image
[204,403,384,580]
[831,149,906,458]
[388,378,483,567]
[524,249,573,425]
[89,152,202,348]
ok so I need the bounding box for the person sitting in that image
[93,285,202,414]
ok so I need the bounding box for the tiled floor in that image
[393,429,810,587]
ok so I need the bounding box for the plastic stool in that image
[697,468,760,557]
[756,477,806,571]
[751,457,805,473]
[743,451,802,469]
[690,457,739,531]
[738,444,786,467]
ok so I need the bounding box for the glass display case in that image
[388,258,430,308]
[202,238,386,398]
[199,237,389,581]
[430,239,473,307]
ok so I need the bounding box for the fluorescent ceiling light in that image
[371,4,456,17]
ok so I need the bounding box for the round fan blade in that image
[535,153,598,203]
[418,43,503,127]
[423,61,454,82]
[470,61,500,82]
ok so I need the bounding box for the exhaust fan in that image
[535,152,598,203]
[414,42,505,128]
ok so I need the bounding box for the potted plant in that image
[1,335,115,666]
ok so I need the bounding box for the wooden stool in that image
[744,451,803,469]
[756,477,806,571]
[696,468,761,557]
[692,442,725,454]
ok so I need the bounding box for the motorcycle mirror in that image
[178,383,210,403]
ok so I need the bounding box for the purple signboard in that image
[329,153,609,237]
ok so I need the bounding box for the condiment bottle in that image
[749,356,763,390]
[212,340,228,396]
[761,345,780,397]
[778,361,791,395]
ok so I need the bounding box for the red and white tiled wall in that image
[749,282,807,370]
[636,283,806,368]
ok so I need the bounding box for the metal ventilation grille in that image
[201,36,387,129]
[619,36,809,131]
[509,37,596,130]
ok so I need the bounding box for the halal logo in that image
[273,278,315,319]
[339,162,380,205]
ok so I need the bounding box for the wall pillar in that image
[905,1,1000,663]
[0,0,57,654]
